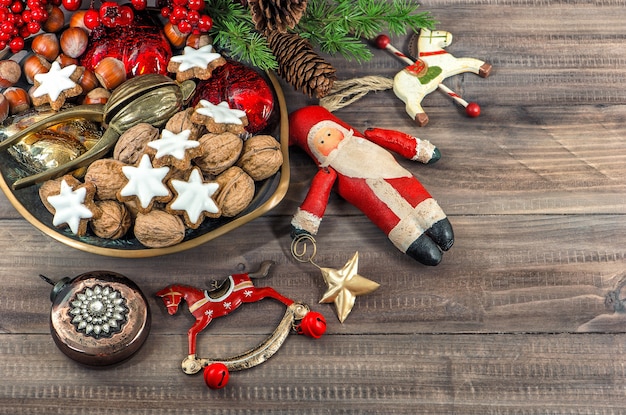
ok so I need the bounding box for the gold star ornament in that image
[318,252,380,323]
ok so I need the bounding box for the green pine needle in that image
[203,0,436,68]
[205,0,278,71]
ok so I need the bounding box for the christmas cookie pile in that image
[38,106,283,248]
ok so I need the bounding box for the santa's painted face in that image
[312,125,344,156]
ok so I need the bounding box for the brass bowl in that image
[0,71,290,257]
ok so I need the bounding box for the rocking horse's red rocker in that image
[156,261,326,389]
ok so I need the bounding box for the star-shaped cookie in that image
[146,129,202,170]
[191,100,248,134]
[31,62,84,111]
[167,167,220,229]
[46,175,101,236]
[118,154,171,213]
[167,45,226,82]
[318,251,380,323]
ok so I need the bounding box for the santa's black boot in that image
[406,234,442,266]
[426,218,454,251]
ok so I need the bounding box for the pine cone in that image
[249,0,307,33]
[267,31,336,98]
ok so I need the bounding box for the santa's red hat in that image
[289,106,358,163]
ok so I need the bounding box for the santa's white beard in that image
[321,135,412,180]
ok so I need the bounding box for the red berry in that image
[187,0,203,11]
[8,35,23,52]
[171,5,187,20]
[187,10,199,24]
[374,34,390,49]
[10,1,23,14]
[30,6,46,21]
[83,8,100,29]
[118,5,133,25]
[160,6,170,17]
[131,0,146,10]
[177,20,191,33]
[26,20,40,33]
[465,102,481,118]
[197,14,212,32]
[61,0,80,11]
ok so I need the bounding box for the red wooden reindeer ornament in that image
[156,261,326,389]
[289,106,453,266]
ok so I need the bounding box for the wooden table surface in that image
[3,1,626,413]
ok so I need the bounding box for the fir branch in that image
[205,0,278,70]
[296,0,436,61]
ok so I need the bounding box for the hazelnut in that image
[3,87,31,114]
[90,200,132,239]
[43,6,66,33]
[0,60,22,88]
[31,33,60,61]
[163,22,188,48]
[68,11,89,31]
[134,210,186,248]
[78,69,99,94]
[94,57,126,90]
[214,166,255,217]
[22,54,51,84]
[55,54,78,67]
[83,87,111,105]
[237,135,283,181]
[84,158,126,200]
[60,27,89,59]
[194,132,243,176]
[186,34,212,49]
[113,123,159,165]
[0,94,8,123]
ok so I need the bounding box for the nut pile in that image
[38,108,283,248]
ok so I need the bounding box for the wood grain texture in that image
[2,1,626,413]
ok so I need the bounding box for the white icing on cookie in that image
[33,62,79,101]
[147,129,199,160]
[47,179,93,234]
[195,100,246,125]
[169,168,219,224]
[170,45,223,72]
[120,154,170,209]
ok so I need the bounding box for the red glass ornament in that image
[191,60,278,134]
[203,363,229,389]
[80,13,172,78]
[296,311,326,339]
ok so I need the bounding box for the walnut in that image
[194,132,243,176]
[165,108,203,140]
[214,166,255,217]
[113,123,159,165]
[38,177,64,213]
[134,210,186,248]
[237,135,283,181]
[84,158,126,200]
[90,200,131,239]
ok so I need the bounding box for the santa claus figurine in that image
[289,106,453,266]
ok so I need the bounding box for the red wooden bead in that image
[465,102,481,118]
[374,34,390,49]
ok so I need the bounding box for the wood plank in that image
[2,333,626,414]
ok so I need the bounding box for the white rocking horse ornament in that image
[387,29,492,126]
[319,29,492,127]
